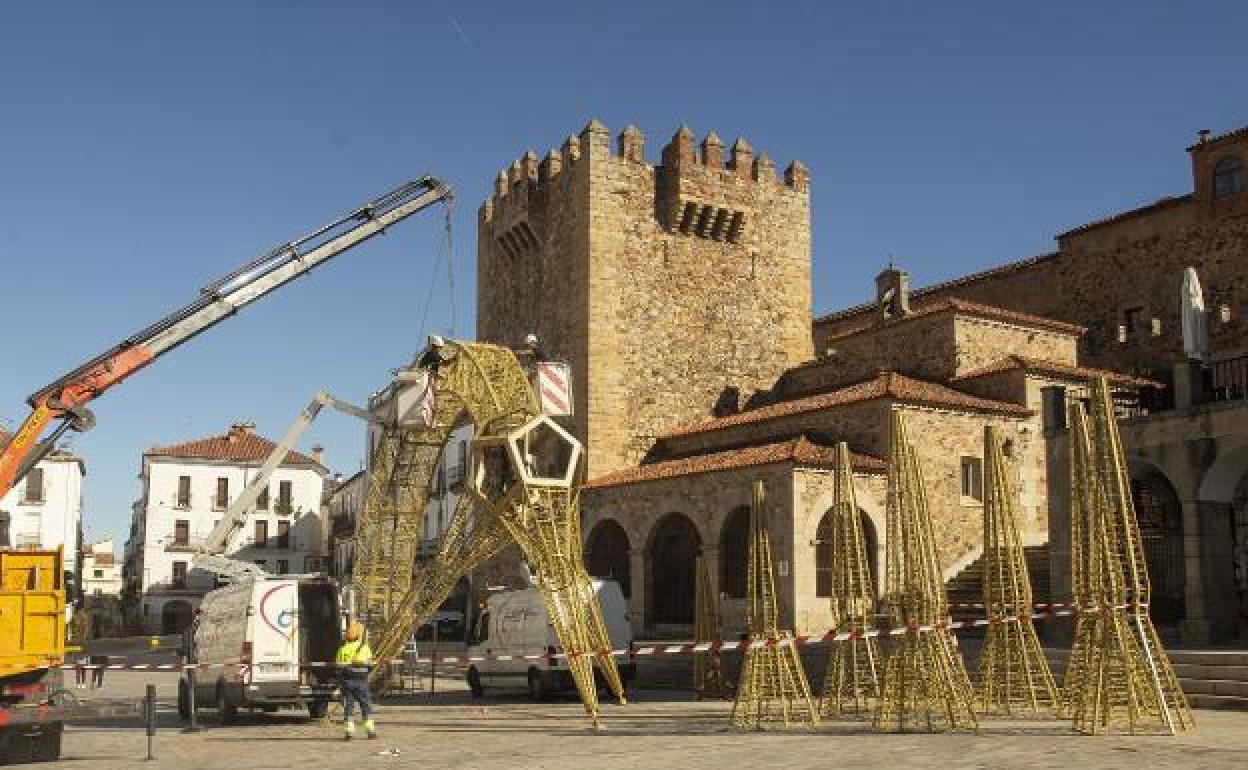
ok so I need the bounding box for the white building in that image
[365,364,472,564]
[82,539,122,597]
[81,539,124,638]
[0,431,85,584]
[325,470,364,579]
[123,422,327,634]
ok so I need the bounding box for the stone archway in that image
[646,513,701,629]
[813,508,879,598]
[719,506,750,599]
[161,600,194,636]
[1131,468,1186,626]
[585,519,631,598]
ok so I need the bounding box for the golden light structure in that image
[975,426,1059,714]
[693,554,726,700]
[351,339,625,728]
[731,480,820,730]
[818,442,881,718]
[1064,379,1192,735]
[873,411,977,733]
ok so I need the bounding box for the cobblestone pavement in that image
[42,673,1248,769]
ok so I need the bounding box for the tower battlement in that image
[481,120,809,249]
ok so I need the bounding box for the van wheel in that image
[466,667,484,698]
[177,679,191,721]
[216,684,237,724]
[34,723,63,761]
[307,699,328,719]
[527,669,547,702]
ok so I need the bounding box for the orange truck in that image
[0,547,68,762]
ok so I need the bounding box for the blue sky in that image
[2,1,1245,545]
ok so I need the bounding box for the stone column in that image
[628,547,645,638]
[1179,499,1236,644]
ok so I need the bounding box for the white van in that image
[177,576,342,722]
[465,579,635,700]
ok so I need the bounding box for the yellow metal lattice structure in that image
[873,411,977,733]
[975,426,1059,714]
[693,554,726,700]
[351,340,625,727]
[818,442,881,717]
[731,480,819,730]
[1065,380,1192,735]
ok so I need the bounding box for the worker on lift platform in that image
[335,621,377,740]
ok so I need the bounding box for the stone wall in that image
[477,121,813,477]
[819,312,957,385]
[893,405,1037,575]
[952,316,1079,374]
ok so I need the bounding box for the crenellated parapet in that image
[480,119,809,250]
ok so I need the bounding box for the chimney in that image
[1197,128,1211,144]
[311,444,325,467]
[228,422,255,442]
[875,265,911,320]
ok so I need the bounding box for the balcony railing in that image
[1211,353,1248,402]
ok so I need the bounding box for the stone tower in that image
[477,120,813,476]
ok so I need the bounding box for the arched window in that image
[719,507,750,598]
[813,509,878,598]
[585,519,631,598]
[815,514,833,597]
[1213,156,1245,199]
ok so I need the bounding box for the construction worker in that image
[335,621,376,740]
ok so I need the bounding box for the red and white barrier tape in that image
[53,602,1145,672]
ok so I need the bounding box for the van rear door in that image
[249,579,300,683]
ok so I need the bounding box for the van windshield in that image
[472,611,490,645]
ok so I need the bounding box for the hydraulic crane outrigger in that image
[0,177,452,500]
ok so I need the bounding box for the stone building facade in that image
[813,125,1248,643]
[477,121,812,476]
[476,121,1153,640]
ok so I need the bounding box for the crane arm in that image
[0,177,451,498]
[192,390,383,580]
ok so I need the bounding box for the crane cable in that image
[444,197,457,338]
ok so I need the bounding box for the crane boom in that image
[0,177,451,498]
[193,390,381,580]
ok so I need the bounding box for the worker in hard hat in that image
[335,621,376,740]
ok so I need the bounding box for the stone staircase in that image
[944,545,1052,624]
[1044,647,1248,711]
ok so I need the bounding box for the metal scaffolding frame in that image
[732,480,819,729]
[818,442,882,718]
[874,411,977,733]
[975,426,1059,714]
[351,340,624,728]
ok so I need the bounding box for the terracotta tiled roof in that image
[661,372,1031,440]
[952,355,1163,388]
[146,426,320,468]
[814,253,1059,325]
[584,436,885,490]
[820,297,1085,344]
[1057,194,1193,239]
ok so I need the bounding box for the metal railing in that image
[1211,353,1248,401]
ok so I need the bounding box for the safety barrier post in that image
[145,683,156,760]
[183,667,200,733]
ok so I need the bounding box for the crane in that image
[0,177,452,499]
[192,390,385,581]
